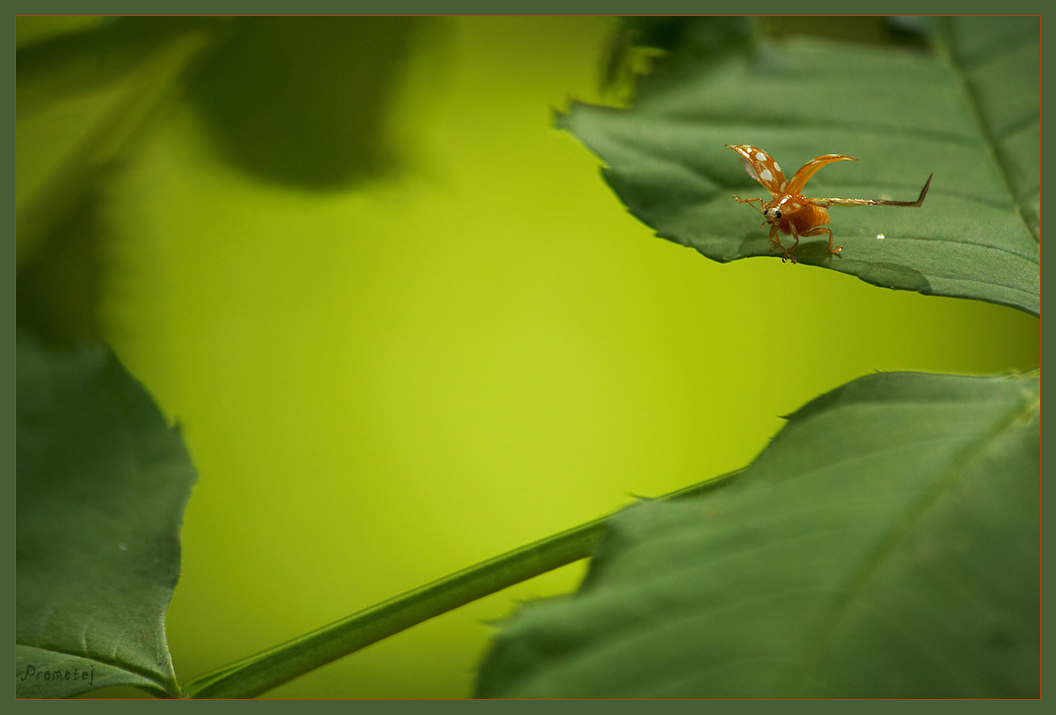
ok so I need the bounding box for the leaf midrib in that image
[16,642,175,697]
[931,17,1039,245]
[792,381,1039,695]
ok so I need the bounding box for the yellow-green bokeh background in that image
[19,17,1039,698]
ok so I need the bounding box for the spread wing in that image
[785,153,857,195]
[726,145,786,196]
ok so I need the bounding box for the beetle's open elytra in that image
[727,144,933,264]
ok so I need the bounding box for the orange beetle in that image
[726,145,933,263]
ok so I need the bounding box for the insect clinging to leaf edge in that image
[726,144,933,264]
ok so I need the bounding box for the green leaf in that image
[16,335,197,698]
[15,646,166,700]
[560,17,1039,315]
[476,370,1040,698]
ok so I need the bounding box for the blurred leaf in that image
[16,18,218,264]
[757,16,928,45]
[601,18,749,106]
[15,16,109,51]
[17,18,220,346]
[16,17,223,112]
[477,370,1040,698]
[16,335,197,698]
[562,17,1039,315]
[16,183,110,347]
[189,17,424,189]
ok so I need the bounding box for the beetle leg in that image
[800,226,842,256]
[733,195,766,215]
[769,225,794,263]
[783,224,800,264]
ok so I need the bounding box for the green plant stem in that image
[181,468,742,699]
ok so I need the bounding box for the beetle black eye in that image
[774,210,782,219]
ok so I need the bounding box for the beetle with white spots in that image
[726,144,933,263]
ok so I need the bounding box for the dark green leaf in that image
[189,17,424,189]
[16,19,220,346]
[16,18,223,111]
[561,17,1039,315]
[16,336,197,698]
[16,646,165,699]
[477,371,1040,698]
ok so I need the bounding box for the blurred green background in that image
[17,16,1039,698]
